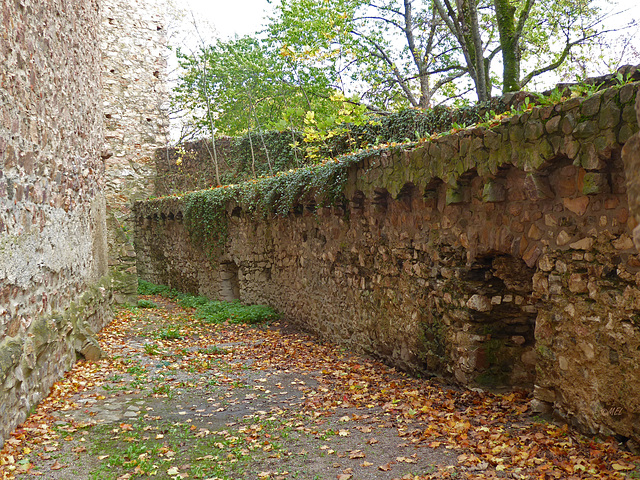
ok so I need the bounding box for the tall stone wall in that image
[101,0,169,302]
[0,0,111,445]
[622,93,640,250]
[135,83,640,445]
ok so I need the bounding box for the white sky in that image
[180,0,273,39]
[182,0,640,39]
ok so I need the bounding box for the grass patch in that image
[137,299,158,309]
[138,279,280,325]
[158,327,183,340]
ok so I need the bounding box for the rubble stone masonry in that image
[0,0,111,444]
[136,83,640,444]
[101,0,168,302]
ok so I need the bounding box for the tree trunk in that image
[494,0,520,93]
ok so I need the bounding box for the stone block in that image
[564,138,580,159]
[582,173,610,195]
[569,273,588,293]
[483,130,501,149]
[527,223,543,240]
[531,399,553,414]
[525,121,544,140]
[445,185,467,205]
[577,143,605,170]
[556,230,572,246]
[522,243,542,267]
[523,174,553,201]
[580,93,602,117]
[560,114,577,135]
[560,97,583,111]
[612,234,635,250]
[619,124,638,144]
[619,83,637,104]
[481,180,506,203]
[467,294,492,312]
[569,237,594,250]
[573,120,599,139]
[563,196,590,216]
[622,103,639,124]
[534,385,556,403]
[598,102,621,129]
[545,115,561,134]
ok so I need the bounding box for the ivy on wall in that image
[157,98,508,196]
[183,152,365,255]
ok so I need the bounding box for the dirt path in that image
[1,297,638,480]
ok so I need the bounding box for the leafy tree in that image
[268,0,464,110]
[433,0,617,99]
[269,0,628,105]
[172,36,338,138]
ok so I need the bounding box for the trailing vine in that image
[181,151,371,255]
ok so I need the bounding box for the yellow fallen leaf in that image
[167,466,179,475]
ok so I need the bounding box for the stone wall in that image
[622,90,640,250]
[0,0,111,444]
[135,83,640,444]
[101,0,169,302]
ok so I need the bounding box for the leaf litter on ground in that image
[0,293,638,480]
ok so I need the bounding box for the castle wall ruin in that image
[135,83,640,444]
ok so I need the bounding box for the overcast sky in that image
[179,0,273,40]
[182,0,639,39]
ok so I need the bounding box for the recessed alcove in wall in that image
[396,182,416,211]
[350,190,366,214]
[372,188,390,214]
[219,262,240,301]
[462,254,537,389]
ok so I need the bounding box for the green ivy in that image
[158,98,509,196]
[180,152,364,252]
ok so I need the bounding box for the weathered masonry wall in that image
[135,84,640,444]
[101,0,169,302]
[0,0,111,445]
